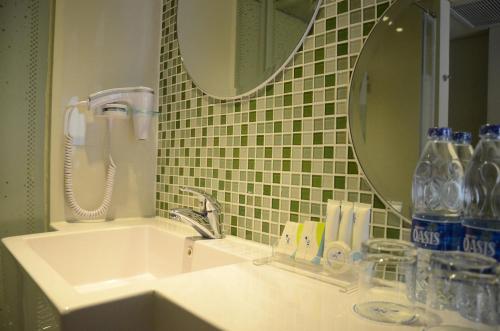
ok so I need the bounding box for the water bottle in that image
[411,127,465,302]
[462,124,500,261]
[452,131,474,169]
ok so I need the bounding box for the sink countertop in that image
[7,218,421,330]
[153,262,420,331]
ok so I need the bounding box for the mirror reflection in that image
[177,0,321,99]
[349,0,500,219]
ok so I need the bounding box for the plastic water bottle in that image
[452,131,474,169]
[411,127,465,302]
[462,124,500,261]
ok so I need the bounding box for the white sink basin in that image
[25,225,244,293]
[2,218,270,330]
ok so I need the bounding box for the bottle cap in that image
[427,127,452,140]
[479,124,500,138]
[452,131,472,144]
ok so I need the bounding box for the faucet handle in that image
[179,187,222,213]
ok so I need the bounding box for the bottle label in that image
[462,223,499,261]
[411,217,463,251]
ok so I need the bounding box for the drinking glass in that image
[353,239,417,324]
[424,251,497,331]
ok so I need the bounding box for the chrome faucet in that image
[169,187,224,239]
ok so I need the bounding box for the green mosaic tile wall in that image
[156,0,411,245]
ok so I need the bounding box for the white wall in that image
[50,0,161,222]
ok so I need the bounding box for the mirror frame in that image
[347,0,417,222]
[176,0,323,100]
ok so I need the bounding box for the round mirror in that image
[349,0,500,219]
[177,0,322,99]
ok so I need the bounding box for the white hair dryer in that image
[64,87,155,222]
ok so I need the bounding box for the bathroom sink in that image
[27,225,246,293]
[2,219,270,330]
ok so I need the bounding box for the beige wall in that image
[449,32,488,144]
[50,0,161,222]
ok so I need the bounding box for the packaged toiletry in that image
[275,222,302,257]
[295,221,325,264]
[324,200,341,244]
[323,240,352,272]
[337,201,354,247]
[351,203,371,252]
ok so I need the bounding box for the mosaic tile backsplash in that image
[156,0,411,245]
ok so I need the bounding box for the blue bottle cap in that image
[479,124,500,138]
[427,127,452,140]
[452,131,472,144]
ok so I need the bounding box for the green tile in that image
[284,81,292,93]
[272,199,279,210]
[377,2,390,17]
[336,117,347,129]
[312,175,322,188]
[338,28,348,41]
[274,121,282,133]
[337,0,348,14]
[314,48,324,61]
[264,185,271,196]
[293,133,301,145]
[326,17,336,31]
[239,206,245,216]
[249,111,256,122]
[325,74,335,87]
[290,200,299,212]
[262,222,270,232]
[334,176,345,189]
[322,190,333,202]
[294,67,303,78]
[250,100,256,110]
[255,172,263,182]
[325,103,335,115]
[284,94,292,106]
[266,85,274,96]
[265,147,273,158]
[301,188,310,200]
[266,109,273,121]
[314,62,324,75]
[303,105,312,117]
[257,135,264,146]
[324,146,334,158]
[245,230,252,240]
[386,228,400,239]
[347,161,358,174]
[373,226,385,238]
[273,173,280,184]
[303,91,313,104]
[337,43,348,56]
[293,120,302,132]
[282,160,291,171]
[282,147,291,158]
[313,132,323,144]
[254,208,261,219]
[302,160,311,172]
[373,194,385,209]
[363,21,374,36]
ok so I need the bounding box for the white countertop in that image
[153,262,420,331]
[9,218,422,330]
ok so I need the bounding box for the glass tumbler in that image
[353,239,417,324]
[424,251,498,331]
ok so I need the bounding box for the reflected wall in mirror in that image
[349,0,500,219]
[177,0,321,99]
